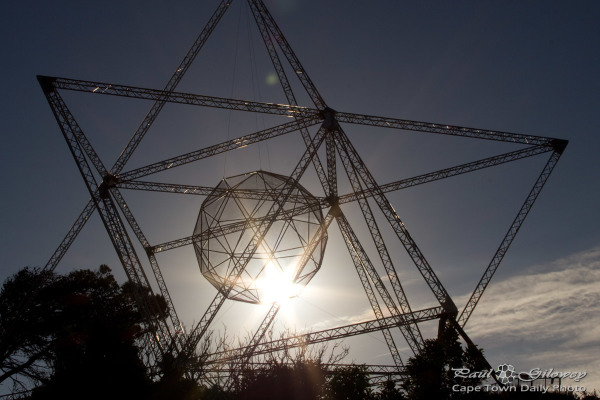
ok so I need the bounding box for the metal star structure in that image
[36,0,567,387]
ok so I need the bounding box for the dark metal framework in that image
[36,0,567,387]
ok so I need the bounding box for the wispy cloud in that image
[464,246,600,392]
[308,307,376,332]
[312,246,600,392]
[297,246,600,392]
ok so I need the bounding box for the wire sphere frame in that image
[193,170,327,304]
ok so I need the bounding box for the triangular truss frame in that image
[37,0,567,386]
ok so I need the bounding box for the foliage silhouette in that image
[237,361,326,400]
[0,266,163,399]
[3,266,598,400]
[401,321,487,400]
[324,364,374,400]
[378,379,406,400]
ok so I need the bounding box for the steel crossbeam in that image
[335,130,423,353]
[44,76,318,119]
[248,0,331,196]
[206,306,444,365]
[336,111,556,146]
[334,128,456,312]
[39,80,170,361]
[336,213,405,367]
[110,0,233,175]
[459,144,566,327]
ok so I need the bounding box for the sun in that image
[256,261,303,305]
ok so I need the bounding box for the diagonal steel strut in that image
[40,0,234,275]
[334,129,424,353]
[459,143,567,327]
[207,306,445,365]
[334,124,456,313]
[39,79,170,362]
[336,213,405,367]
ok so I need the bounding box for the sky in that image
[1,0,599,394]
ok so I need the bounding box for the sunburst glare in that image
[257,261,302,305]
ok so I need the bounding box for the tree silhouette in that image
[4,266,597,400]
[0,267,59,389]
[237,361,326,400]
[378,379,405,400]
[324,364,373,400]
[0,265,163,399]
[401,322,487,400]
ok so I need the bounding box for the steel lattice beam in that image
[201,363,405,389]
[40,0,236,277]
[39,78,172,362]
[336,111,556,146]
[110,188,186,346]
[336,213,405,367]
[118,117,320,181]
[43,76,318,119]
[459,144,566,327]
[110,0,233,175]
[44,199,96,271]
[251,0,327,110]
[334,126,456,312]
[248,0,331,196]
[335,131,423,353]
[117,145,552,208]
[204,362,404,375]
[206,306,445,365]
[338,144,553,204]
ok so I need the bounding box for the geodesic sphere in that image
[193,171,327,304]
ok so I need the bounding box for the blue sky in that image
[1,0,599,393]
